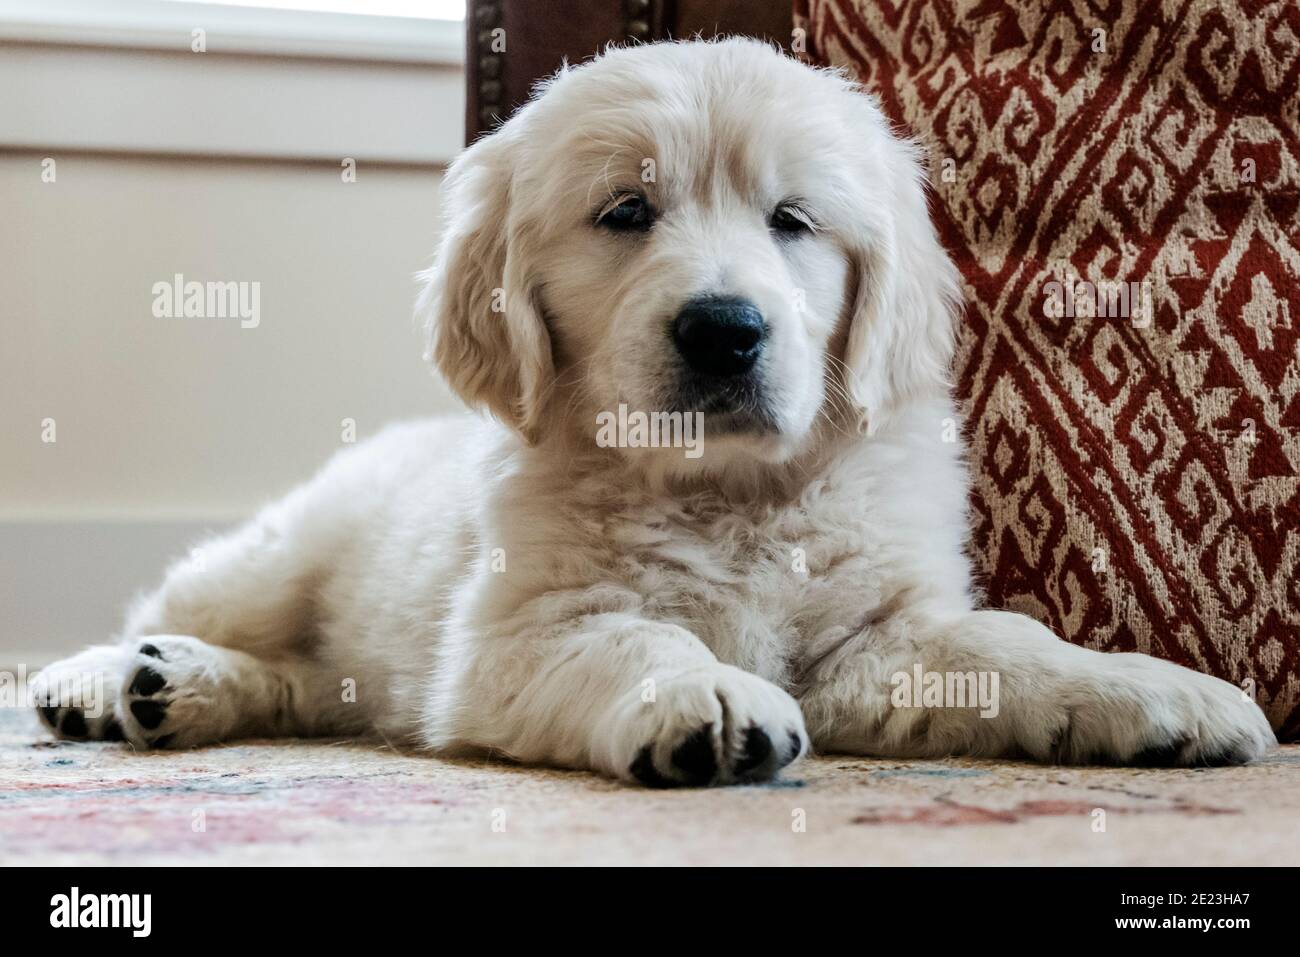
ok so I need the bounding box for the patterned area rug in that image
[3,710,1297,866]
[794,0,1300,738]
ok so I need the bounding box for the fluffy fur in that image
[33,40,1275,784]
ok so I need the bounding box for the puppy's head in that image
[421,39,959,470]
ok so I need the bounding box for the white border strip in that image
[0,0,464,64]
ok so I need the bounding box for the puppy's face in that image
[526,55,853,465]
[425,40,959,473]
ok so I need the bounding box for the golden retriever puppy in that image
[33,39,1275,784]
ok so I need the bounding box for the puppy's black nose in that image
[672,297,766,377]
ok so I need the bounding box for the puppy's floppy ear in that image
[419,123,552,443]
[841,98,962,436]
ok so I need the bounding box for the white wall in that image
[0,8,467,662]
[0,152,455,521]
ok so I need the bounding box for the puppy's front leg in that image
[432,613,808,787]
[800,609,1276,766]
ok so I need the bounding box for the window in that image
[0,0,466,64]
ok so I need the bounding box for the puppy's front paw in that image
[1030,654,1276,767]
[603,665,809,787]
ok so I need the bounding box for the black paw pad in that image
[130,699,167,731]
[138,643,164,660]
[38,706,59,728]
[1048,714,1075,761]
[734,726,773,776]
[103,720,125,742]
[128,666,166,697]
[629,745,674,788]
[1198,739,1254,767]
[1133,736,1193,767]
[60,709,88,738]
[670,725,717,786]
[788,730,804,761]
[150,734,175,749]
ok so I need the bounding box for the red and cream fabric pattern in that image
[795,0,1300,737]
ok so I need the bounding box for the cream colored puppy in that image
[33,40,1275,784]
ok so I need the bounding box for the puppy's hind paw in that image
[117,635,244,749]
[30,645,128,743]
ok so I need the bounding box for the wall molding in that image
[0,41,465,165]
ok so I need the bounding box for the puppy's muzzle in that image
[672,296,766,377]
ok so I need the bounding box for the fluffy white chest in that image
[601,494,880,684]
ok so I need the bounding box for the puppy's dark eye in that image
[770,203,815,236]
[596,194,653,232]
